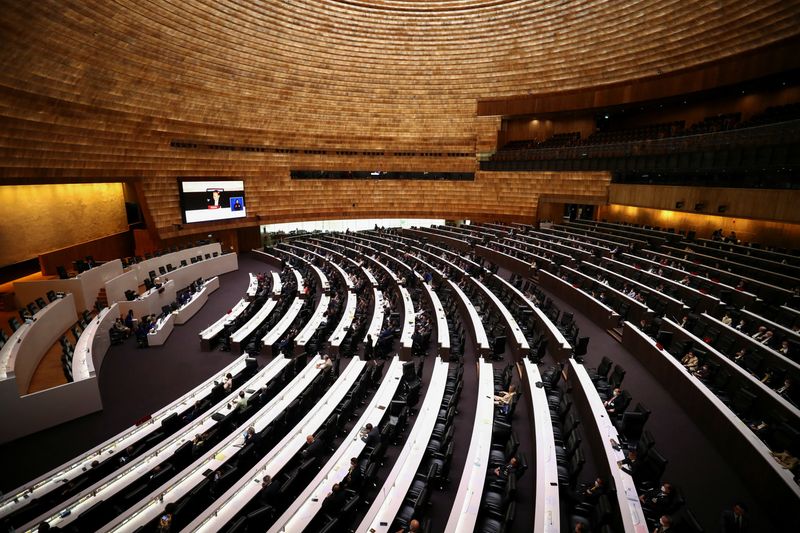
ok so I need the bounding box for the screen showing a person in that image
[180,180,247,223]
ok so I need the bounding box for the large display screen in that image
[179,179,247,224]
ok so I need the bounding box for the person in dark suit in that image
[361,423,380,447]
[720,502,749,533]
[639,482,675,518]
[321,483,347,514]
[617,449,644,485]
[303,434,324,459]
[603,388,625,414]
[364,335,374,360]
[493,456,519,479]
[344,457,363,489]
[258,475,281,504]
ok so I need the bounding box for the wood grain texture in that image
[0,184,129,267]
[0,0,796,240]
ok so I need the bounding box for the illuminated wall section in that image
[0,183,128,267]
[598,204,800,248]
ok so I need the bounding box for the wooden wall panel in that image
[598,203,800,248]
[38,231,133,277]
[141,169,612,239]
[608,184,800,225]
[0,183,129,268]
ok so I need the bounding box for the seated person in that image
[493,384,517,414]
[229,391,248,411]
[582,477,606,505]
[693,363,712,381]
[112,317,131,337]
[302,434,324,459]
[653,515,674,533]
[394,519,421,533]
[617,449,644,485]
[321,482,347,514]
[223,372,234,392]
[769,449,799,470]
[361,423,381,447]
[639,482,676,517]
[315,354,333,371]
[680,350,699,372]
[603,388,625,414]
[344,456,363,489]
[492,456,519,479]
[776,377,793,397]
[258,474,281,505]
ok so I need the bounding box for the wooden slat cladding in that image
[0,0,798,151]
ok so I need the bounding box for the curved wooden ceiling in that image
[0,0,798,147]
[0,1,797,236]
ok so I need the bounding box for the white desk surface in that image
[1,294,75,380]
[444,358,494,532]
[176,278,218,325]
[101,356,322,533]
[310,264,330,293]
[524,360,560,533]
[399,286,415,349]
[361,265,379,287]
[408,248,445,278]
[358,358,448,532]
[147,313,175,346]
[563,265,651,314]
[625,322,800,495]
[271,272,282,298]
[447,280,490,352]
[295,294,331,348]
[231,299,278,345]
[2,355,250,523]
[590,261,687,309]
[261,298,304,347]
[472,277,529,351]
[199,298,250,341]
[246,273,259,299]
[421,282,450,351]
[365,289,385,344]
[492,274,571,351]
[268,357,404,533]
[184,358,367,533]
[617,254,721,302]
[368,255,399,283]
[329,291,357,347]
[739,307,800,344]
[631,251,757,300]
[292,268,305,295]
[72,307,112,380]
[568,360,648,533]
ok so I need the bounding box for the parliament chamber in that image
[1,1,800,532]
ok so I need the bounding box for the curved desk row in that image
[565,359,648,533]
[359,357,449,532]
[186,357,367,532]
[444,358,494,532]
[621,323,800,528]
[0,353,251,520]
[230,298,278,353]
[31,356,283,532]
[101,356,323,533]
[175,276,220,325]
[268,356,405,533]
